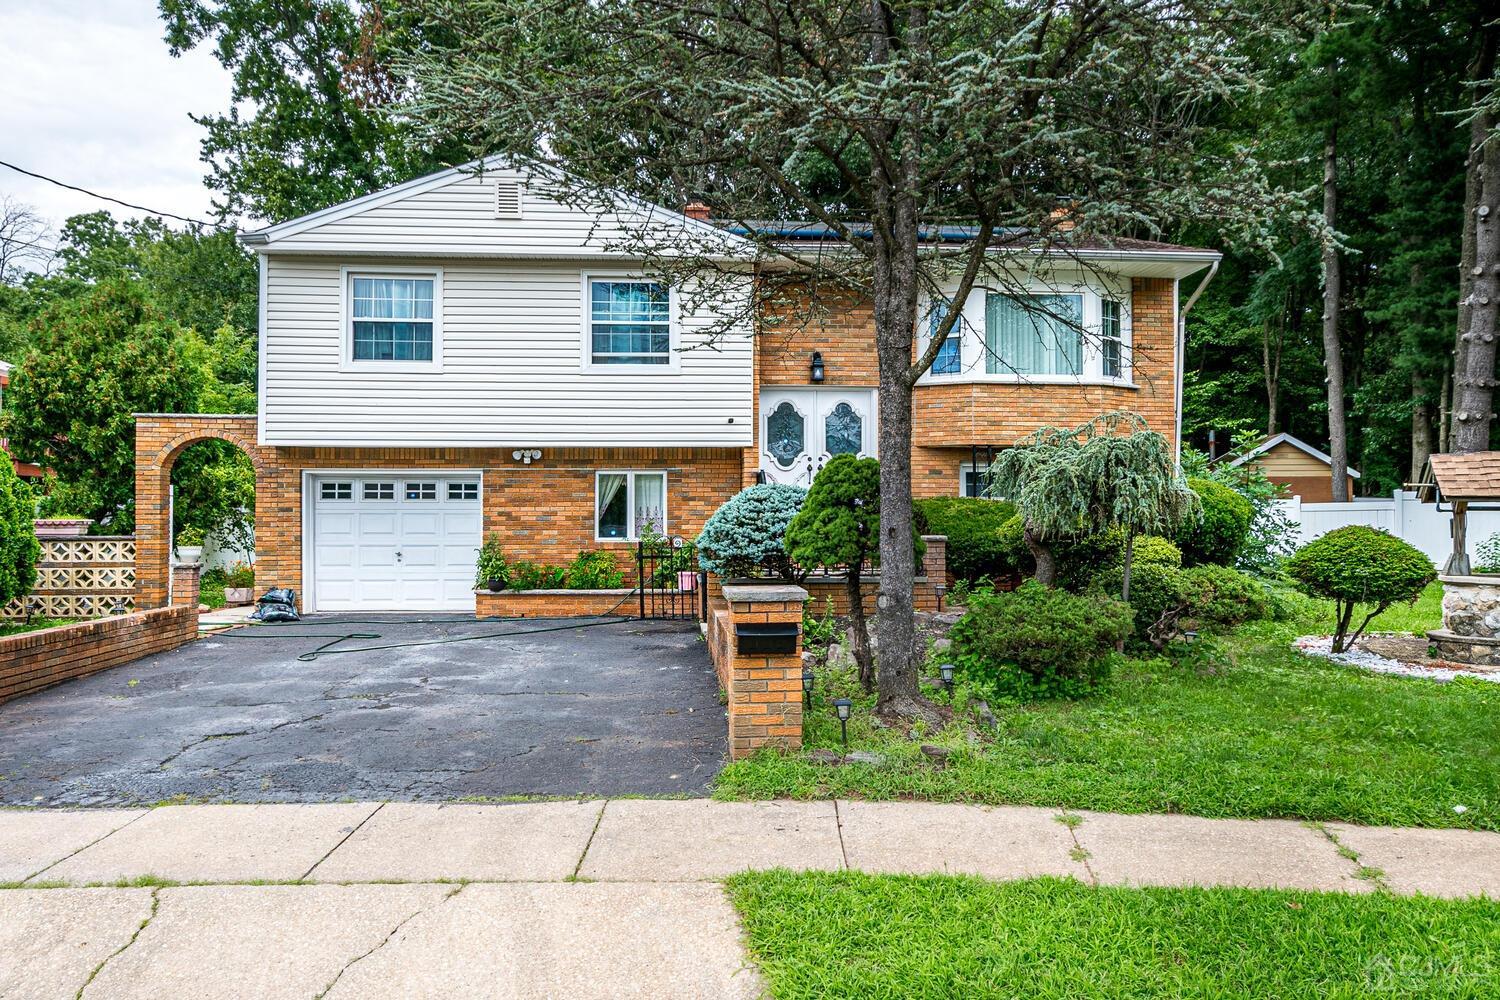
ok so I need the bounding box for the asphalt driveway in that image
[0,616,727,806]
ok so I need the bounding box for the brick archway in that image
[134,414,273,610]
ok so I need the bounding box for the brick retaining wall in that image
[0,603,198,705]
[475,589,644,619]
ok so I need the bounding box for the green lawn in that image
[728,870,1500,999]
[716,583,1500,830]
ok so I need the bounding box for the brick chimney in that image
[1048,203,1077,232]
[683,201,712,222]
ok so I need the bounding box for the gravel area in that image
[1294,633,1500,685]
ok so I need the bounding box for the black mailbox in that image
[734,622,800,655]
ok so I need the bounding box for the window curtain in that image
[986,294,1082,375]
[597,474,628,537]
[633,474,665,535]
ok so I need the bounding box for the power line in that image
[0,158,221,229]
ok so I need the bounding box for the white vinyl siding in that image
[264,170,730,259]
[260,256,753,446]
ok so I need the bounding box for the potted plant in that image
[475,534,509,592]
[174,526,206,565]
[33,515,92,538]
[223,562,255,604]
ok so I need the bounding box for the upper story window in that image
[928,299,961,375]
[588,279,671,366]
[986,293,1083,376]
[343,269,442,369]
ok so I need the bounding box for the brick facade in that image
[1,567,200,706]
[475,589,643,619]
[749,276,1179,493]
[135,415,741,611]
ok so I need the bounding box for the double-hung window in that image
[1101,299,1125,379]
[985,293,1083,376]
[588,279,671,365]
[349,273,437,363]
[596,471,667,540]
[928,298,961,375]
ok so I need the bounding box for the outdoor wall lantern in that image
[833,697,852,747]
[810,350,826,383]
[802,668,815,707]
[939,662,955,691]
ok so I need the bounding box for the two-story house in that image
[132,158,1218,614]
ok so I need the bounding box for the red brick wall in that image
[0,572,199,706]
[135,415,744,610]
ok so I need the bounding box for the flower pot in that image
[175,546,203,566]
[487,577,506,593]
[223,587,253,605]
[34,518,91,538]
[677,570,698,592]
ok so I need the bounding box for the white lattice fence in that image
[2,537,136,620]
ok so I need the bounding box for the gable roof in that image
[238,155,749,256]
[1430,452,1500,500]
[1227,432,1361,479]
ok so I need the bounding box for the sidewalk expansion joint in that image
[302,802,386,881]
[570,799,609,880]
[832,800,851,870]
[1055,811,1097,886]
[26,809,152,885]
[1307,820,1391,892]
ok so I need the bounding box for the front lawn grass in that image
[716,583,1500,831]
[728,870,1500,999]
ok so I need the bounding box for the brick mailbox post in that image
[711,582,808,760]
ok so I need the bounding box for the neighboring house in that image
[137,158,1219,613]
[1227,432,1359,502]
[0,361,44,480]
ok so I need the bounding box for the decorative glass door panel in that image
[760,389,875,486]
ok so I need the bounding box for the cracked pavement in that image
[0,617,727,806]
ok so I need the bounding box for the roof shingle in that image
[1430,452,1500,500]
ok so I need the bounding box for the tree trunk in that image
[1454,109,1500,451]
[1321,125,1350,500]
[1023,521,1058,587]
[1120,531,1135,604]
[1411,373,1433,485]
[1453,19,1499,452]
[846,566,874,693]
[1262,321,1280,436]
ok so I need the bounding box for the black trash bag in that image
[250,588,300,623]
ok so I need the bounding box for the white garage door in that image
[310,475,482,612]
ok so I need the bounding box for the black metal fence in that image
[635,536,707,621]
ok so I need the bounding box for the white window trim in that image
[339,265,444,373]
[917,275,1135,388]
[594,469,669,542]
[580,271,680,374]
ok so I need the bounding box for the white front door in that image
[310,475,483,611]
[760,389,876,486]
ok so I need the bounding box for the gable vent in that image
[494,180,524,219]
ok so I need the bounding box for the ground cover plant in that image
[718,582,1500,831]
[728,871,1500,1000]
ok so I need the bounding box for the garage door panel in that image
[312,475,480,612]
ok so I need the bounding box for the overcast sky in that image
[0,0,240,246]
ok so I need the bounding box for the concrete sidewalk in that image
[3,799,1497,998]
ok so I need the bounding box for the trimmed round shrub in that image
[1094,562,1189,650]
[1128,535,1182,570]
[1177,477,1252,567]
[1286,526,1435,651]
[1180,563,1268,627]
[696,483,806,579]
[0,460,40,607]
[949,581,1131,700]
[913,496,1020,581]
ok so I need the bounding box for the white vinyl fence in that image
[1274,490,1500,568]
